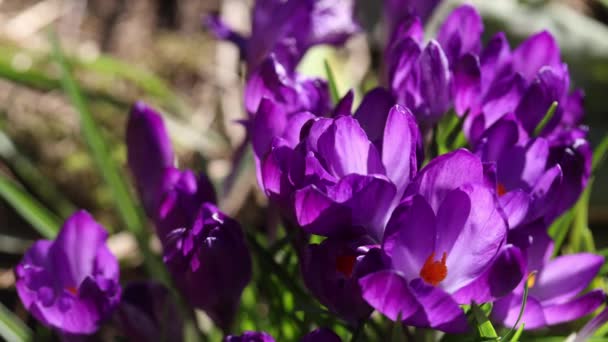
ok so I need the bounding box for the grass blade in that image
[49,33,143,236]
[0,302,32,342]
[324,59,341,104]
[0,130,76,217]
[0,175,60,238]
[593,134,608,172]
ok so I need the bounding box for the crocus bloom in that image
[301,237,389,325]
[463,29,586,148]
[473,115,562,230]
[247,56,331,169]
[492,232,605,330]
[127,102,216,242]
[163,203,252,332]
[115,281,182,341]
[15,211,121,335]
[359,150,526,332]
[386,5,483,126]
[126,102,252,332]
[259,93,420,240]
[207,0,359,72]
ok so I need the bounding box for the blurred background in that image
[0,0,607,338]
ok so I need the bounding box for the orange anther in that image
[420,252,448,286]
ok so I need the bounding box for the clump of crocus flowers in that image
[13,0,607,341]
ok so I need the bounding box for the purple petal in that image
[359,270,420,321]
[317,116,385,177]
[329,175,396,238]
[353,88,395,143]
[480,32,512,93]
[381,105,419,195]
[126,102,174,215]
[419,40,451,123]
[435,185,507,292]
[409,149,485,212]
[452,53,481,116]
[384,195,436,281]
[515,66,568,134]
[452,245,526,303]
[49,211,110,289]
[294,185,357,237]
[530,253,603,305]
[437,5,483,65]
[512,31,561,82]
[404,279,469,333]
[251,98,288,158]
[544,290,606,327]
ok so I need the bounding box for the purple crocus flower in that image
[259,93,420,240]
[126,102,252,332]
[247,56,331,169]
[207,0,359,72]
[127,102,216,241]
[115,281,182,342]
[473,115,562,230]
[164,203,252,333]
[15,211,121,335]
[474,114,592,231]
[385,5,483,126]
[463,30,586,148]
[300,238,389,325]
[359,150,526,333]
[492,232,605,330]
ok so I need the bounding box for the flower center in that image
[420,252,448,286]
[336,254,357,278]
[66,286,78,295]
[497,183,507,197]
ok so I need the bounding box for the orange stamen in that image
[420,252,448,286]
[497,183,508,197]
[66,286,78,295]
[336,254,357,278]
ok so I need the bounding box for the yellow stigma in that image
[527,272,537,289]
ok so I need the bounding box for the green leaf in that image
[50,33,143,236]
[471,303,498,339]
[534,101,558,136]
[0,130,76,217]
[0,302,32,342]
[0,175,60,238]
[509,323,525,342]
[324,59,341,104]
[593,134,608,172]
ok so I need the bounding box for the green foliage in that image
[0,302,32,342]
[0,175,60,238]
[324,59,341,105]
